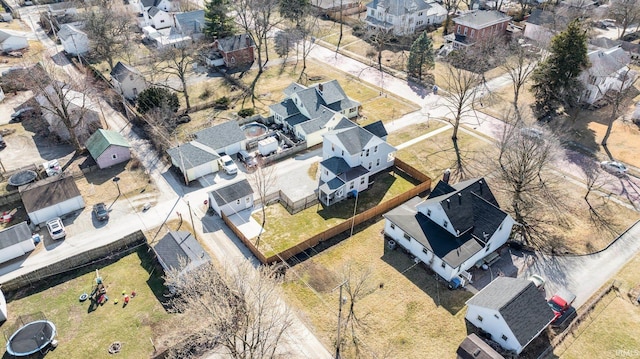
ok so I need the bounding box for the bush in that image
[199,88,212,100]
[136,87,179,114]
[238,108,255,118]
[214,96,230,110]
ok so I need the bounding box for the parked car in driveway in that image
[600,160,628,176]
[92,202,109,221]
[548,288,576,322]
[218,155,238,175]
[46,217,66,240]
[520,127,544,140]
[237,150,257,170]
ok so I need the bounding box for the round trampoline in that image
[8,170,37,187]
[6,320,56,356]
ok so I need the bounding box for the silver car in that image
[600,160,628,176]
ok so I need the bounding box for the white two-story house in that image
[110,61,147,100]
[318,118,396,205]
[365,0,447,36]
[383,178,514,283]
[269,80,361,147]
[579,46,637,105]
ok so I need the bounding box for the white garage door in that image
[29,196,85,224]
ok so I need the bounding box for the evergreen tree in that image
[407,32,435,81]
[279,0,310,27]
[530,19,589,119]
[204,0,235,39]
[136,87,179,114]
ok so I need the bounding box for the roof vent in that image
[446,198,450,208]
[318,83,323,92]
[458,192,462,204]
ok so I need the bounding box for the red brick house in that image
[207,34,256,68]
[447,10,511,48]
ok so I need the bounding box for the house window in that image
[485,245,491,252]
[245,197,251,203]
[236,199,240,205]
[443,220,448,228]
[332,144,335,151]
[426,209,431,216]
[350,182,354,189]
[501,334,508,341]
[422,247,429,255]
[441,261,446,268]
[129,75,134,81]
[133,88,138,96]
[325,170,328,176]
[360,177,365,185]
[350,108,356,113]
[477,315,483,322]
[374,146,378,153]
[366,149,370,156]
[494,314,499,319]
[457,25,461,34]
[470,30,475,38]
[390,223,395,230]
[342,150,344,156]
[160,19,165,23]
[368,162,372,170]
[403,233,411,240]
[338,189,343,196]
[418,11,423,15]
[376,158,380,166]
[112,154,118,159]
[464,27,468,36]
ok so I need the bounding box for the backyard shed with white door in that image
[19,175,85,225]
[208,179,254,216]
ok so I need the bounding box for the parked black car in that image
[237,150,258,169]
[93,202,109,221]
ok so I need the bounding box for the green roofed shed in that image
[85,129,131,169]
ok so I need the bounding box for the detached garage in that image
[208,179,254,216]
[0,221,35,266]
[19,175,85,225]
[167,142,220,184]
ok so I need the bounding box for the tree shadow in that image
[380,244,472,315]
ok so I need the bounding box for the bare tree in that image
[601,67,637,147]
[501,39,538,117]
[609,0,640,39]
[151,42,200,112]
[441,0,462,35]
[494,114,566,249]
[440,59,482,141]
[164,260,293,359]
[247,161,278,248]
[365,27,395,72]
[82,1,136,71]
[336,264,374,359]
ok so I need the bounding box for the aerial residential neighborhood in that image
[0,0,638,358]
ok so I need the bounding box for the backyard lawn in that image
[254,169,422,257]
[282,220,472,359]
[554,252,640,359]
[3,248,175,358]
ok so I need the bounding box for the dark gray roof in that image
[19,175,81,214]
[457,333,505,359]
[384,197,485,268]
[283,82,306,96]
[269,98,300,118]
[167,143,219,170]
[320,157,351,175]
[363,121,388,138]
[148,6,162,17]
[0,222,32,250]
[110,62,142,83]
[425,178,507,241]
[466,277,555,347]
[454,10,511,29]
[194,121,246,152]
[334,125,374,155]
[365,0,430,15]
[175,10,205,33]
[216,34,255,52]
[338,165,369,182]
[299,111,335,134]
[586,47,630,78]
[526,9,567,28]
[153,231,211,273]
[319,177,345,193]
[209,179,253,206]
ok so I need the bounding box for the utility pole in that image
[333,280,347,359]
[186,200,197,241]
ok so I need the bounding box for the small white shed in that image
[19,175,85,225]
[208,179,254,216]
[0,221,35,266]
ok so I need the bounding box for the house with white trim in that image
[383,178,514,282]
[58,24,89,56]
[364,0,447,36]
[110,61,147,100]
[446,10,511,48]
[208,179,254,216]
[318,118,395,205]
[579,46,637,105]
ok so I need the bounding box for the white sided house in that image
[269,80,361,147]
[167,142,220,184]
[0,222,35,266]
[58,24,89,56]
[208,179,254,216]
[365,0,447,36]
[0,29,28,52]
[145,7,174,30]
[19,175,85,225]
[383,178,514,282]
[579,46,636,105]
[110,61,147,100]
[465,277,555,354]
[318,118,396,205]
[192,120,246,156]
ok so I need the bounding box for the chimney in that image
[246,35,250,47]
[458,192,462,204]
[318,83,324,92]
[443,168,451,183]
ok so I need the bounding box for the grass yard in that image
[282,220,472,359]
[386,121,448,147]
[554,252,640,359]
[254,169,421,257]
[3,248,174,358]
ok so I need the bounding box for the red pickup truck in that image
[547,289,576,322]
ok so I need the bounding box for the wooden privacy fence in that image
[223,162,432,265]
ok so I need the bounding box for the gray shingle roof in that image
[320,157,351,175]
[365,0,430,16]
[384,197,485,267]
[19,175,82,214]
[319,177,345,193]
[283,82,307,96]
[167,142,220,170]
[175,10,205,33]
[334,125,374,155]
[0,222,32,250]
[194,121,246,152]
[148,6,162,17]
[269,98,300,118]
[454,10,511,29]
[363,121,388,139]
[153,231,211,273]
[586,47,630,78]
[298,110,335,134]
[457,333,505,359]
[526,9,567,28]
[209,179,253,206]
[57,24,85,41]
[216,34,255,52]
[110,62,142,83]
[466,277,555,347]
[338,165,369,182]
